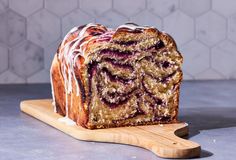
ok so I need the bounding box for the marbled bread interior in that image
[50,23,183,129]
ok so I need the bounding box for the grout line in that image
[225,16,229,39]
[111,0,114,9]
[145,0,148,9]
[43,0,45,8]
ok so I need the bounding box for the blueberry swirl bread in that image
[50,23,183,129]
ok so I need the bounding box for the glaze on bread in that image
[50,23,183,129]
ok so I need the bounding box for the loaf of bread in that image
[50,23,183,129]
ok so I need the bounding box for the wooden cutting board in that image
[20,99,201,159]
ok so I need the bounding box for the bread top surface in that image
[57,23,181,66]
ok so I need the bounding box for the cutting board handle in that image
[138,127,201,158]
[90,124,201,159]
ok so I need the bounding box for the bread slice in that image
[50,23,183,129]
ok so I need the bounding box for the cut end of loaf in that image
[50,23,183,129]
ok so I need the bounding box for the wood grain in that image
[20,99,201,158]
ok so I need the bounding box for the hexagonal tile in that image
[0,44,8,73]
[113,0,145,17]
[213,0,236,16]
[0,0,8,14]
[62,9,94,37]
[196,11,226,47]
[27,9,60,47]
[44,39,61,71]
[130,11,162,29]
[9,0,43,17]
[163,11,194,46]
[183,70,194,80]
[9,40,44,78]
[195,68,224,80]
[0,9,26,47]
[211,40,236,77]
[45,0,77,16]
[27,69,50,83]
[79,0,111,17]
[180,40,210,75]
[228,13,236,43]
[179,0,211,17]
[96,10,128,28]
[0,70,25,84]
[147,0,178,18]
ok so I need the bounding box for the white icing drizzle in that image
[50,65,57,112]
[58,117,76,126]
[116,23,147,31]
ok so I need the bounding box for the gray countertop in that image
[1,80,236,160]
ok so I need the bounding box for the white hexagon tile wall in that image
[0,0,236,84]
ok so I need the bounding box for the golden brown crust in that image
[51,54,66,116]
[51,43,89,127]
